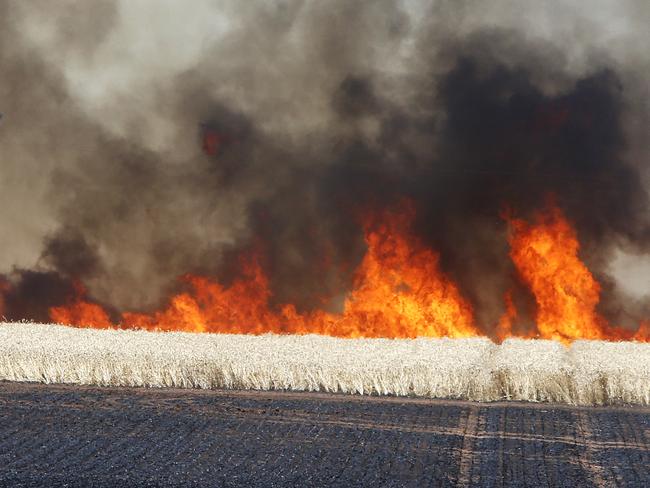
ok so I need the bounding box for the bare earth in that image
[0,382,648,487]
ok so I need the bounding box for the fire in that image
[200,125,235,156]
[122,258,279,334]
[121,203,478,337]
[202,130,224,156]
[46,200,648,343]
[634,321,650,342]
[49,282,112,329]
[495,290,517,342]
[50,203,477,338]
[302,202,478,338]
[506,203,606,342]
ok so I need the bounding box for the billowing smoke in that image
[1,0,649,332]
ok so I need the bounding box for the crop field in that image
[2,382,649,487]
[0,323,649,406]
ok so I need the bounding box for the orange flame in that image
[47,200,648,343]
[301,202,478,338]
[49,282,112,329]
[122,202,477,338]
[495,289,517,342]
[506,203,607,342]
[122,257,279,334]
[633,321,650,342]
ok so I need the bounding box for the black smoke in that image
[0,1,648,333]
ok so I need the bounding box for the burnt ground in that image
[0,382,648,487]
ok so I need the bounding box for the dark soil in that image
[0,382,648,487]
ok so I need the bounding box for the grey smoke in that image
[0,0,648,331]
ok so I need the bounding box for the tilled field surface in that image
[0,382,648,487]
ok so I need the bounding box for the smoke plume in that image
[1,0,649,332]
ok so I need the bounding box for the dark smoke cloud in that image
[1,271,76,323]
[41,230,102,279]
[0,0,649,331]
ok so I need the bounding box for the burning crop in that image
[46,203,478,337]
[42,200,648,342]
[505,202,609,342]
[0,1,648,344]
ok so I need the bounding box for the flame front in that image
[298,203,478,338]
[506,203,607,342]
[48,200,648,342]
[49,282,112,329]
[120,203,477,338]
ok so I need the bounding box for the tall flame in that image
[506,203,606,342]
[298,202,478,338]
[121,202,477,338]
[47,200,648,343]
